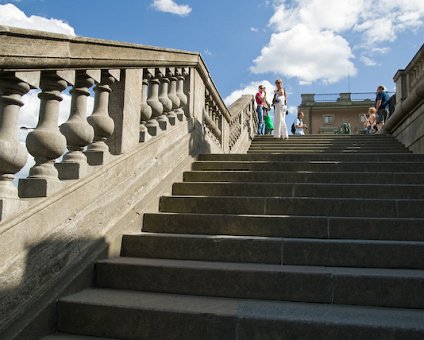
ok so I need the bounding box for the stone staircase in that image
[43,135,424,340]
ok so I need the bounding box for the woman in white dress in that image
[273,79,288,139]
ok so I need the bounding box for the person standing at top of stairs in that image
[255,85,266,136]
[273,79,288,140]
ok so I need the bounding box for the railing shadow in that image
[0,237,109,340]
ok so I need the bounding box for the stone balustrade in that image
[228,95,256,151]
[0,27,257,338]
[0,26,254,222]
[384,44,424,153]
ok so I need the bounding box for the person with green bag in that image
[264,113,274,135]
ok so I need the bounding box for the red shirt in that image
[255,91,265,106]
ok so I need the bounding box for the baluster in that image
[214,108,219,127]
[177,67,189,118]
[157,68,172,129]
[0,72,39,219]
[173,68,184,122]
[140,69,153,142]
[146,68,163,136]
[19,71,74,198]
[85,69,119,165]
[167,67,180,124]
[56,70,99,179]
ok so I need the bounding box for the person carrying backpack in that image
[375,85,390,132]
[293,111,308,135]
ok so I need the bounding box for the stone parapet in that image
[385,44,424,153]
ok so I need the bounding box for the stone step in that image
[247,148,408,155]
[192,160,424,172]
[41,335,115,340]
[172,182,424,199]
[250,140,405,145]
[198,153,424,162]
[96,257,424,309]
[122,233,424,269]
[57,289,424,339]
[159,195,424,218]
[250,142,408,148]
[247,148,410,154]
[255,135,398,140]
[143,212,424,241]
[183,170,424,185]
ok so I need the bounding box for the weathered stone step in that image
[143,213,424,241]
[57,289,424,339]
[173,182,424,199]
[246,151,410,155]
[247,148,410,154]
[255,135,397,140]
[96,257,424,308]
[250,143,407,148]
[159,195,424,218]
[122,233,424,269]
[192,160,424,172]
[183,170,424,185]
[249,145,411,154]
[41,335,114,340]
[198,153,424,162]
[251,140,405,144]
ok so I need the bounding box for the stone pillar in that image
[157,68,172,129]
[167,68,180,125]
[19,70,74,198]
[394,70,408,105]
[0,71,39,220]
[140,68,153,142]
[146,68,163,137]
[107,69,142,155]
[340,93,352,103]
[177,68,189,118]
[301,94,315,105]
[56,70,99,179]
[85,70,120,165]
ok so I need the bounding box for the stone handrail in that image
[228,95,257,151]
[0,26,254,221]
[0,27,257,338]
[384,44,424,152]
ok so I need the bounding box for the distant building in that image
[298,92,384,134]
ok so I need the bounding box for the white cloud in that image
[270,0,366,33]
[251,24,356,84]
[252,0,424,85]
[250,27,259,32]
[152,0,192,16]
[360,56,377,67]
[224,80,274,106]
[0,4,75,35]
[203,49,212,56]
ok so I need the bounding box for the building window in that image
[323,115,334,125]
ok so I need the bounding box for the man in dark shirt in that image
[375,85,390,131]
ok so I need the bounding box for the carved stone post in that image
[19,70,74,198]
[85,70,119,165]
[176,67,189,118]
[140,68,153,142]
[56,70,99,179]
[0,72,39,220]
[165,68,179,125]
[146,68,163,136]
[158,68,172,129]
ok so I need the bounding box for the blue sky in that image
[1,0,423,115]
